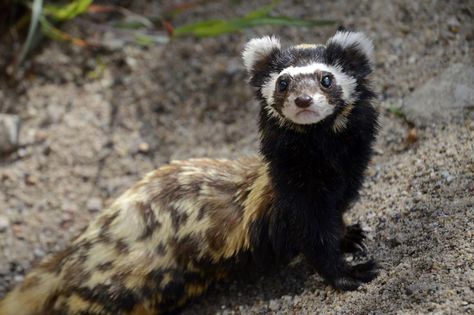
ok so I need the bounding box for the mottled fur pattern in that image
[0,158,272,314]
[0,31,379,315]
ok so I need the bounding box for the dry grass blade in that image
[18,0,43,66]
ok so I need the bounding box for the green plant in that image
[173,1,335,37]
[14,0,336,68]
[387,105,406,119]
[18,0,92,66]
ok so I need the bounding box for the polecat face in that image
[261,61,357,125]
[243,32,374,129]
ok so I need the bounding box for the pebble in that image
[0,114,20,154]
[33,248,45,258]
[13,274,24,283]
[0,216,10,232]
[25,174,39,186]
[138,142,150,154]
[269,299,280,311]
[281,295,293,304]
[447,17,460,33]
[87,198,103,213]
[441,171,455,183]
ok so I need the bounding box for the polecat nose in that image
[294,95,313,108]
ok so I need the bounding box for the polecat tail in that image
[0,269,62,315]
[0,250,69,315]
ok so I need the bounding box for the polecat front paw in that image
[341,223,367,254]
[332,259,379,291]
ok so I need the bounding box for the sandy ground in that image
[0,0,473,314]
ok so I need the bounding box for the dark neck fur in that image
[255,99,377,263]
[258,95,378,203]
[260,112,339,176]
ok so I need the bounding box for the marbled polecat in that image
[0,31,379,315]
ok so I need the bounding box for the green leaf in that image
[244,0,281,19]
[40,16,87,46]
[387,105,406,119]
[174,16,335,37]
[173,0,335,38]
[87,58,106,79]
[44,0,93,21]
[39,17,64,41]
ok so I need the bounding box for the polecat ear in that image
[325,31,374,80]
[242,36,281,75]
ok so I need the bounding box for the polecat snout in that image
[0,31,379,315]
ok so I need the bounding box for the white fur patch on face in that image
[242,36,281,72]
[261,72,279,106]
[327,31,374,63]
[260,72,285,123]
[281,63,357,103]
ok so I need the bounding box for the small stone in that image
[87,198,103,213]
[281,295,293,304]
[126,56,138,69]
[17,148,28,158]
[25,174,39,186]
[0,114,21,154]
[34,130,49,142]
[408,56,417,64]
[447,17,460,33]
[12,224,24,238]
[138,142,150,154]
[0,216,10,232]
[269,299,280,311]
[406,128,418,145]
[441,171,455,183]
[33,248,45,258]
[14,275,24,283]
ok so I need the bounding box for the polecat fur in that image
[0,30,379,315]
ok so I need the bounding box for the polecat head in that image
[243,31,374,130]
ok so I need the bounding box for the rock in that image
[402,64,474,126]
[87,198,103,213]
[269,299,280,311]
[447,17,460,33]
[33,248,46,258]
[14,274,24,283]
[0,216,9,232]
[441,170,455,183]
[0,114,20,154]
[138,142,150,154]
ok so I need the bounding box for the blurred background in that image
[0,1,473,314]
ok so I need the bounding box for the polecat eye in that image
[278,79,288,92]
[321,75,332,88]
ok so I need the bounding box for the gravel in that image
[0,0,473,314]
